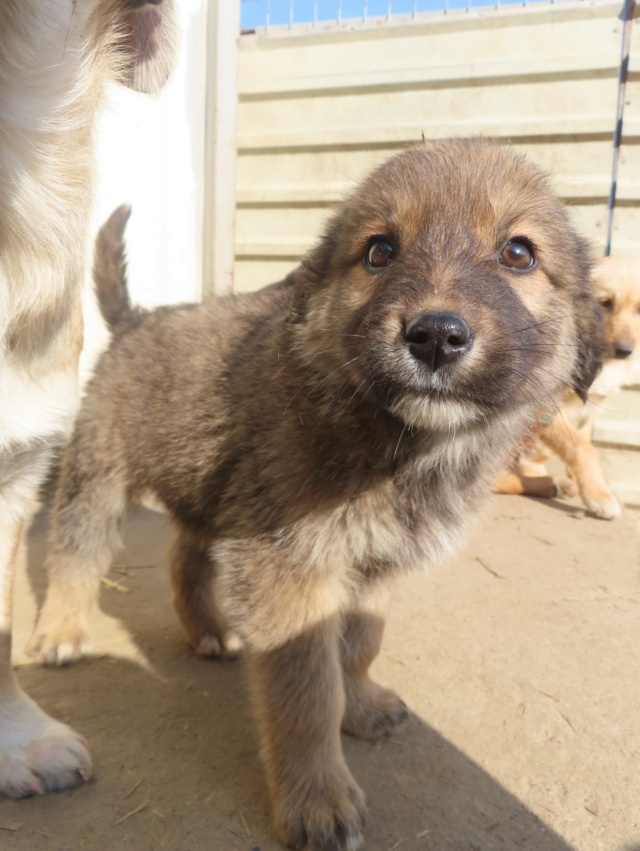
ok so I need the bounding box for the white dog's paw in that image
[27,620,91,667]
[0,690,92,798]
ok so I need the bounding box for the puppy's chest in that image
[293,467,472,579]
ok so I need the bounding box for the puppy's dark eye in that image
[365,237,395,269]
[599,297,614,311]
[500,240,535,271]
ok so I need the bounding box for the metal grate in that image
[240,0,571,31]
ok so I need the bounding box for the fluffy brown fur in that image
[31,139,603,850]
[495,256,640,519]
[0,0,178,799]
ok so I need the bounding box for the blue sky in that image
[239,0,495,29]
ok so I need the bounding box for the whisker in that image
[585,397,624,414]
[506,367,577,455]
[492,343,581,352]
[393,423,408,461]
[345,379,368,409]
[491,347,576,366]
[512,314,570,335]
[303,357,360,403]
[306,347,351,361]
[282,356,360,415]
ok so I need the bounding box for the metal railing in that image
[240,0,573,30]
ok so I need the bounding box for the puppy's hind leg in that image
[28,429,128,666]
[494,469,558,499]
[169,531,241,658]
[340,588,408,741]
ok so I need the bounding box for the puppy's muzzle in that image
[405,311,473,373]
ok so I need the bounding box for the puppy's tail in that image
[94,204,141,330]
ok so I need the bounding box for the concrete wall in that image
[234,0,623,292]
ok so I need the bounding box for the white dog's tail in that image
[93,204,139,331]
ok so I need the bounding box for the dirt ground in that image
[2,491,639,851]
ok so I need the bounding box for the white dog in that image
[0,0,178,798]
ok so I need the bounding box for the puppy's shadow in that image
[17,506,575,851]
[523,495,586,518]
[345,716,575,851]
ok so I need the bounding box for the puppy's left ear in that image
[572,291,606,401]
[102,0,179,94]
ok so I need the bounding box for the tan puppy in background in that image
[30,139,604,850]
[496,256,640,518]
[593,256,640,388]
[0,0,178,798]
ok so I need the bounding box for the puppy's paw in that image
[27,625,91,667]
[0,690,92,798]
[342,681,409,741]
[582,488,621,520]
[195,630,242,659]
[527,476,558,500]
[556,477,579,498]
[276,772,366,851]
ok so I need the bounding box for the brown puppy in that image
[593,256,640,387]
[496,256,640,518]
[0,0,178,798]
[30,139,603,850]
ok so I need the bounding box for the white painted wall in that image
[81,0,208,379]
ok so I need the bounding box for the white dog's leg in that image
[0,446,91,798]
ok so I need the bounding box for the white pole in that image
[203,0,241,297]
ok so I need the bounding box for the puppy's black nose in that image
[614,343,634,359]
[405,311,472,372]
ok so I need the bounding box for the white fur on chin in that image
[391,394,485,431]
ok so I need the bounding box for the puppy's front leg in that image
[540,413,620,519]
[340,593,408,741]
[0,458,91,797]
[247,616,365,851]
